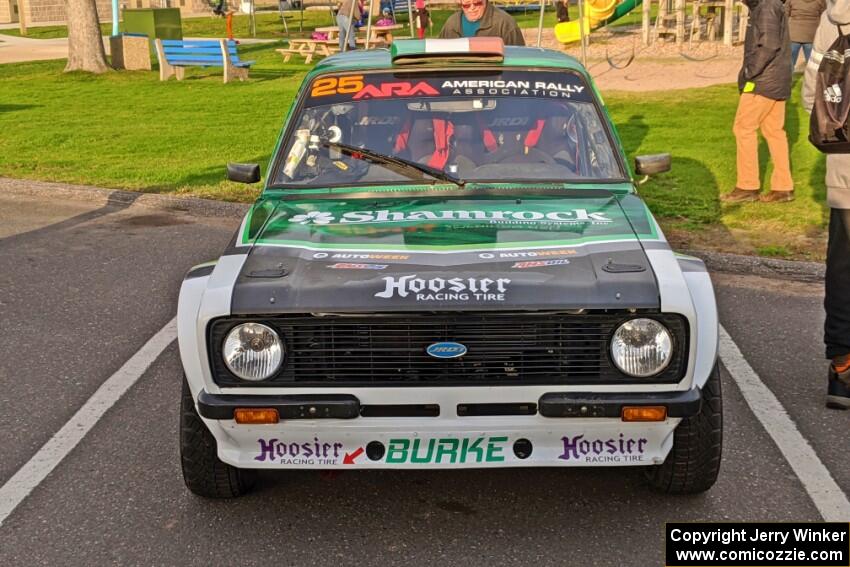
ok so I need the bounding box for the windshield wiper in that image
[323,141,464,187]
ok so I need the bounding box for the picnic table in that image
[370,23,404,44]
[277,38,337,64]
[314,25,343,42]
[314,23,404,45]
[277,36,389,64]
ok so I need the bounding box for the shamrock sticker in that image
[290,211,335,225]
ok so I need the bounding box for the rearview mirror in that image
[227,163,261,184]
[635,153,671,176]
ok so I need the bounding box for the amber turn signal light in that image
[621,406,667,422]
[234,408,279,424]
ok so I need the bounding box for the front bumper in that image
[197,388,702,420]
[197,388,700,469]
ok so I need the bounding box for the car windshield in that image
[270,70,624,187]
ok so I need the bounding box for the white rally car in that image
[177,39,721,497]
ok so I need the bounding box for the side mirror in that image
[227,163,261,184]
[634,153,671,176]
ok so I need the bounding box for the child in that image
[414,0,432,39]
[376,7,395,26]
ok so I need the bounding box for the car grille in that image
[209,313,688,387]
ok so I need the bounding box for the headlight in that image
[610,318,673,377]
[223,323,284,381]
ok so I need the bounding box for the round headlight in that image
[223,323,284,381]
[610,318,673,377]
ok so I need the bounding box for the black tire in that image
[645,364,723,494]
[180,378,256,498]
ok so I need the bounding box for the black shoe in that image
[826,368,850,410]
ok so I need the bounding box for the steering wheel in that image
[486,145,557,165]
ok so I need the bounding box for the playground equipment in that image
[555,0,642,44]
[555,0,746,47]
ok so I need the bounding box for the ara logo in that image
[426,342,467,359]
[352,81,440,100]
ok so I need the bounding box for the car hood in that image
[228,191,662,313]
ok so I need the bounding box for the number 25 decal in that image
[311,75,364,97]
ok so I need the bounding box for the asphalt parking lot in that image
[0,188,847,566]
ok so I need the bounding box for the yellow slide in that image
[554,0,620,44]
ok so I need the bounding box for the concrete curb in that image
[1,176,826,281]
[682,250,825,282]
[0,177,250,218]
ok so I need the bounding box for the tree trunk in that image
[64,0,110,73]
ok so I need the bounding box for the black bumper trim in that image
[538,388,702,418]
[197,391,360,420]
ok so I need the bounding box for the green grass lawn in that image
[0,50,828,259]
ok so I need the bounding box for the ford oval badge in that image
[426,342,467,359]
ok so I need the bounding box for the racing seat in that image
[402,116,454,169]
[537,112,581,174]
[350,102,406,156]
[453,119,490,172]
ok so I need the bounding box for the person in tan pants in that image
[731,94,795,199]
[725,0,795,203]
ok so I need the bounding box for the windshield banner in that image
[306,71,593,107]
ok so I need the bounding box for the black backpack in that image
[810,25,850,153]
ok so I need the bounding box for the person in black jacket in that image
[724,0,795,203]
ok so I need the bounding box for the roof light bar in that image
[391,38,505,65]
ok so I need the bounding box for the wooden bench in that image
[154,39,255,84]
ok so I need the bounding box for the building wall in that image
[0,0,18,23]
[16,0,200,25]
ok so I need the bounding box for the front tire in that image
[645,364,723,494]
[180,378,256,498]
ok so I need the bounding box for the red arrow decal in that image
[342,447,364,465]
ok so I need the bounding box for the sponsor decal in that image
[328,262,388,270]
[353,81,440,100]
[558,433,648,464]
[492,248,577,259]
[442,79,585,99]
[289,209,612,227]
[311,75,365,98]
[385,436,508,464]
[313,252,410,260]
[488,116,530,127]
[357,116,401,126]
[305,72,592,107]
[426,342,467,359]
[375,275,510,301]
[255,437,345,465]
[479,248,578,259]
[512,259,571,269]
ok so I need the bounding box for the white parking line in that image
[719,325,850,521]
[0,318,177,528]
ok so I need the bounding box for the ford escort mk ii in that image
[177,38,722,498]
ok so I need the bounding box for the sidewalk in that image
[0,34,274,65]
[0,34,74,64]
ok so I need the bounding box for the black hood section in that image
[230,243,659,313]
[229,194,662,313]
